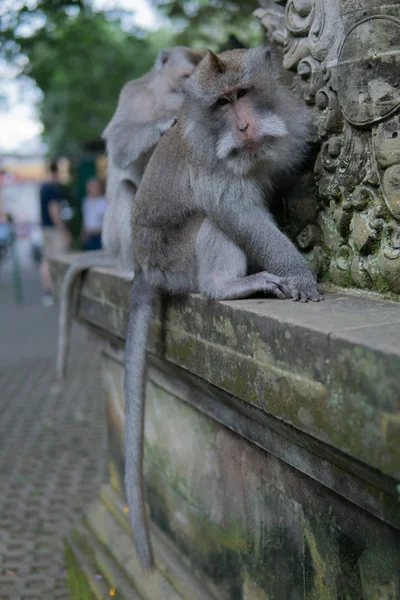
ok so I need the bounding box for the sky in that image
[0,0,160,155]
[93,0,162,29]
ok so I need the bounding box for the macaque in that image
[56,46,205,383]
[124,47,324,571]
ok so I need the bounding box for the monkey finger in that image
[278,283,292,298]
[267,276,291,299]
[299,292,308,303]
[262,283,285,299]
[310,289,324,301]
[291,289,300,301]
[258,273,291,299]
[272,287,286,300]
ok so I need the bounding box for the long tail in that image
[56,251,116,383]
[124,270,156,571]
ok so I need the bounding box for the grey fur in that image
[56,251,116,382]
[56,46,204,383]
[124,271,156,571]
[124,47,323,570]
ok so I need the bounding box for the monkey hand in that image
[159,117,178,136]
[285,272,324,303]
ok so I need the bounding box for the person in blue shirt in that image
[0,211,12,260]
[40,160,71,306]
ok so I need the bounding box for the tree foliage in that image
[152,0,263,50]
[0,1,172,156]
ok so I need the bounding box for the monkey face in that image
[183,48,291,166]
[213,88,288,160]
[161,47,206,94]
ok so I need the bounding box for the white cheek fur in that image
[259,114,288,138]
[216,112,288,160]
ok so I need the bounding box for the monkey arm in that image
[108,118,177,170]
[209,202,306,274]
[207,201,322,302]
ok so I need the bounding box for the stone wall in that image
[255,0,400,295]
[50,256,400,600]
[104,350,400,600]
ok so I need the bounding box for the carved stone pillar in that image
[255,0,400,294]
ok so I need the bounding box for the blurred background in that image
[0,0,263,278]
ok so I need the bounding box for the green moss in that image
[189,514,251,555]
[218,374,257,403]
[168,337,196,363]
[145,444,200,510]
[374,275,391,294]
[145,459,251,593]
[332,269,353,287]
[319,246,333,281]
[371,238,381,256]
[303,523,336,600]
[65,541,97,600]
[382,206,393,223]
[147,483,174,537]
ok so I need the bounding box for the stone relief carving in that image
[255,0,400,294]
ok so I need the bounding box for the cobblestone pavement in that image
[0,246,107,599]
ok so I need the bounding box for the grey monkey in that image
[56,47,205,383]
[124,47,324,571]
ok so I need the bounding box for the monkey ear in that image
[155,49,169,70]
[188,48,206,66]
[206,50,225,74]
[263,46,279,77]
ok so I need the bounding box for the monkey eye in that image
[237,89,247,98]
[217,98,229,106]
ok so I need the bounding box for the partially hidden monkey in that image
[56,46,204,383]
[124,47,324,571]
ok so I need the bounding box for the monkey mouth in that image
[241,140,263,152]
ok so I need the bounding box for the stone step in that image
[74,484,220,600]
[66,516,141,599]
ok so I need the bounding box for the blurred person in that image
[40,160,71,306]
[30,223,43,266]
[0,211,12,261]
[80,177,107,251]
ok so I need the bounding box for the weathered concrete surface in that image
[50,255,400,482]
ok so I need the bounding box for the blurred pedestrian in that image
[80,177,107,251]
[0,211,12,262]
[40,160,71,306]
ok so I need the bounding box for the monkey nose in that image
[238,123,249,132]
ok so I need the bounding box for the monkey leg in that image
[196,219,291,300]
[102,179,135,278]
